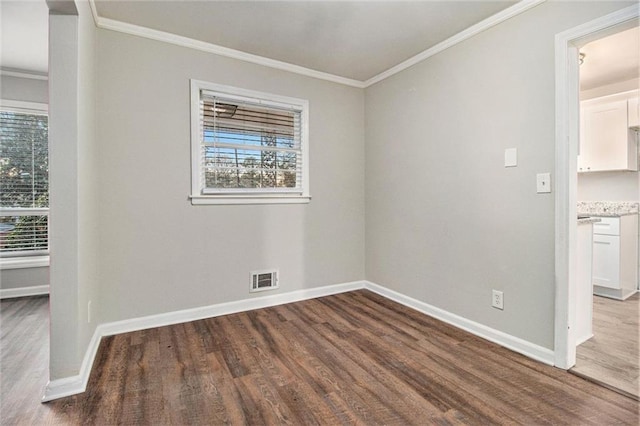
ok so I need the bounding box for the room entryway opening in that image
[554,4,639,400]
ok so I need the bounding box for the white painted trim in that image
[554,4,640,370]
[42,328,103,402]
[575,333,594,347]
[87,0,100,27]
[190,196,311,205]
[0,256,49,270]
[42,280,365,401]
[0,99,48,113]
[87,0,543,89]
[0,285,49,299]
[93,13,364,88]
[0,69,48,81]
[189,79,311,204]
[363,0,546,87]
[363,281,555,366]
[41,278,565,401]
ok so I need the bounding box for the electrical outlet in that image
[492,290,504,310]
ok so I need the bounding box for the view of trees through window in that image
[202,98,300,191]
[0,110,49,255]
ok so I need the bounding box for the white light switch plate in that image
[504,148,517,167]
[536,173,551,193]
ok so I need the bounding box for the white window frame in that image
[0,100,50,270]
[189,80,310,205]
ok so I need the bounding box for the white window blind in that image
[0,108,49,257]
[199,91,303,194]
[190,81,310,205]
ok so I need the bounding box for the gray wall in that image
[48,0,100,379]
[0,75,50,292]
[0,267,48,290]
[93,29,365,324]
[0,75,48,104]
[364,1,634,351]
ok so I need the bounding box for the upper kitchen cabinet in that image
[578,90,639,173]
[629,96,639,129]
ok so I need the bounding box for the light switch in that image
[504,148,517,167]
[536,173,551,193]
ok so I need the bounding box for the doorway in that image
[571,25,639,400]
[554,4,639,399]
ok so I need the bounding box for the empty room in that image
[1,0,639,424]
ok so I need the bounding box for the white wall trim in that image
[88,5,365,89]
[42,278,563,401]
[86,0,544,89]
[42,280,365,401]
[363,0,545,87]
[0,256,50,270]
[554,4,640,369]
[0,99,48,113]
[363,281,555,366]
[0,285,49,299]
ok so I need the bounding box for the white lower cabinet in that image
[592,216,638,300]
[593,234,620,289]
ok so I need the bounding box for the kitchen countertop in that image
[577,201,639,217]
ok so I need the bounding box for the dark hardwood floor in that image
[2,291,639,425]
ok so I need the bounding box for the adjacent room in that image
[572,25,640,399]
[1,0,638,424]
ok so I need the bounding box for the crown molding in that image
[87,0,545,89]
[87,0,364,88]
[364,0,546,87]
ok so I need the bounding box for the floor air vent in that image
[251,270,279,293]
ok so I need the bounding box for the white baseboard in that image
[575,333,594,346]
[43,279,557,402]
[0,285,49,299]
[363,281,555,366]
[42,280,365,402]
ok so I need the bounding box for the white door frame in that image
[554,4,639,369]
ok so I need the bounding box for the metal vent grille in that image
[251,270,279,293]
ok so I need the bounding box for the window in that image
[0,101,49,268]
[190,80,310,204]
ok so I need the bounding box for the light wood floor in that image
[573,293,639,400]
[1,291,639,425]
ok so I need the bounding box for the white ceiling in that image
[580,26,640,91]
[3,0,638,90]
[93,0,516,82]
[0,0,49,74]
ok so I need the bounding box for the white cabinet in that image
[576,222,594,344]
[629,96,639,129]
[592,216,638,300]
[593,234,620,289]
[578,91,639,172]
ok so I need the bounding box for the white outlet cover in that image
[492,290,504,310]
[536,172,551,193]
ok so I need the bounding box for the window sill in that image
[190,195,311,205]
[0,256,50,270]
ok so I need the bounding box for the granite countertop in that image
[577,201,639,217]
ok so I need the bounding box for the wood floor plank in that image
[2,291,639,425]
[573,293,639,400]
